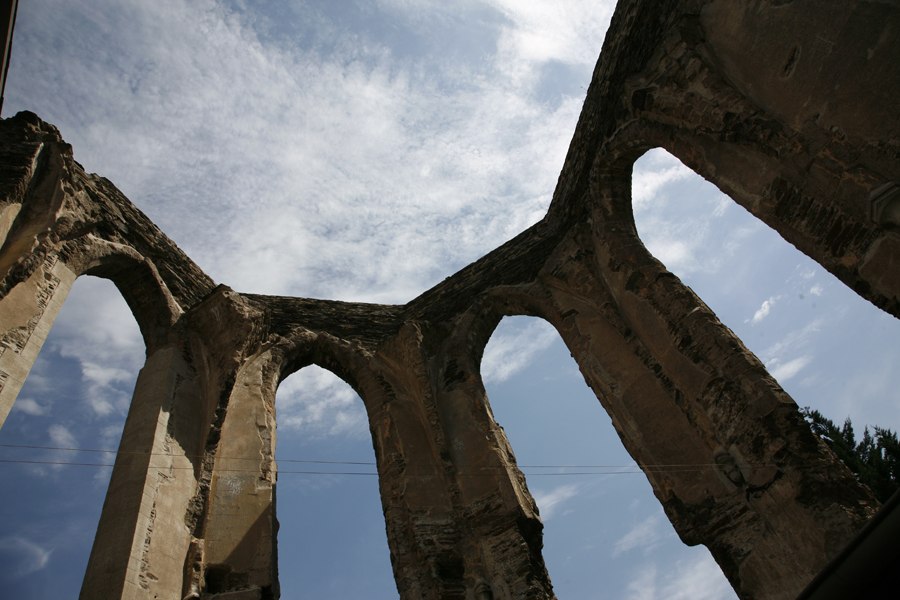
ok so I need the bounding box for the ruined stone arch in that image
[0,231,188,426]
[69,240,180,352]
[1,1,898,598]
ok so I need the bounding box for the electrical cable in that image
[0,441,780,476]
[0,457,685,476]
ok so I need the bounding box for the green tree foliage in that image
[802,407,900,502]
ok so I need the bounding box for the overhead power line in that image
[0,457,686,476]
[0,442,375,466]
[0,441,778,477]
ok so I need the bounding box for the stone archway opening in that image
[631,148,900,438]
[480,315,735,598]
[273,364,395,598]
[0,275,143,598]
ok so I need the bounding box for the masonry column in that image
[0,252,75,426]
[365,321,554,600]
[80,343,205,600]
[0,117,75,427]
[197,349,279,599]
[427,332,553,599]
[532,200,874,598]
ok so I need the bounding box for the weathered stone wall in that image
[0,1,897,598]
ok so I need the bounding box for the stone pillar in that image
[532,214,873,599]
[0,115,78,428]
[367,322,554,600]
[198,350,279,599]
[0,253,75,427]
[80,344,203,600]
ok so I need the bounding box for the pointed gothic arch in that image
[0,275,143,598]
[273,364,394,597]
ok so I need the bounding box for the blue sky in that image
[1,1,898,598]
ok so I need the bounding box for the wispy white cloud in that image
[487,1,614,74]
[760,319,823,363]
[644,238,695,272]
[532,483,580,521]
[277,366,367,438]
[0,536,52,579]
[79,362,134,417]
[13,398,49,416]
[626,553,735,600]
[660,553,735,599]
[7,0,607,304]
[625,563,658,600]
[768,355,812,383]
[749,296,777,324]
[47,277,143,418]
[632,149,737,277]
[98,424,125,449]
[48,424,77,448]
[481,319,559,384]
[613,514,666,557]
[632,150,695,211]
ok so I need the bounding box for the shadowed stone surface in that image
[0,1,897,598]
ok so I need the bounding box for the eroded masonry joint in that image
[0,1,898,599]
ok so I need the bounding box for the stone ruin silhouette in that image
[0,1,897,598]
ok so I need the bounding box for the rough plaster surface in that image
[0,1,897,598]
